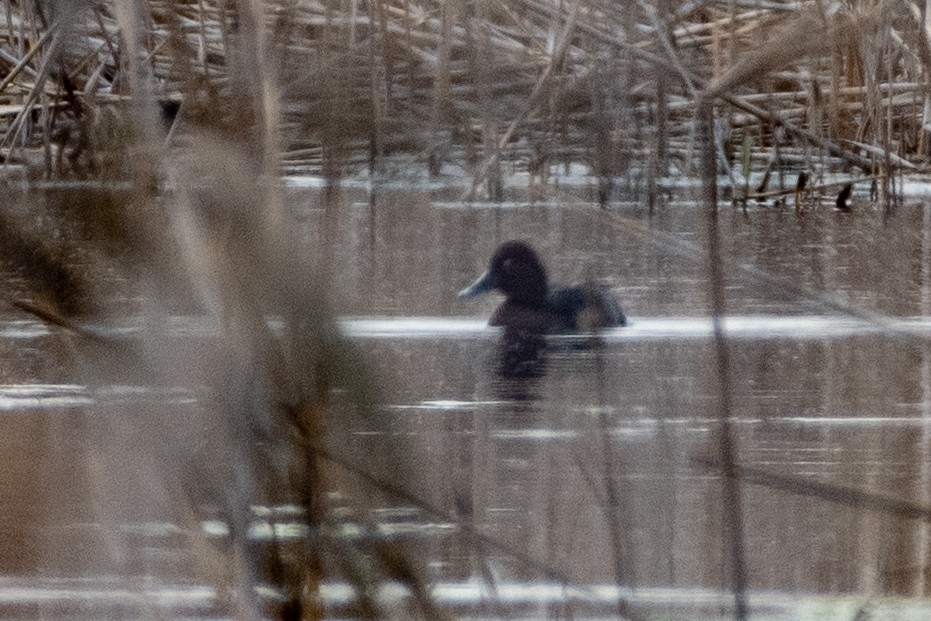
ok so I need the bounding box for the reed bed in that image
[1,0,930,199]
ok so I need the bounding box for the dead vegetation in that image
[1,0,931,201]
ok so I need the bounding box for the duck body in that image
[547,283,627,331]
[459,240,627,332]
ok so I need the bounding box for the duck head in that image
[458,240,548,307]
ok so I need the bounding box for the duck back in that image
[548,283,627,331]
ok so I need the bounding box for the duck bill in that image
[458,270,494,298]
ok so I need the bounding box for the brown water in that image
[3,181,931,619]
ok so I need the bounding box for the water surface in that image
[3,183,931,619]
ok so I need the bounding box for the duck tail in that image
[582,282,628,329]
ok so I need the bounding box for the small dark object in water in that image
[836,182,853,211]
[795,171,809,192]
[159,99,182,130]
[755,168,771,197]
[459,240,628,332]
[794,171,809,211]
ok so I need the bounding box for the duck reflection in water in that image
[459,240,627,381]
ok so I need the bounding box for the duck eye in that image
[502,258,514,274]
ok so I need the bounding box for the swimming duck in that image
[458,240,627,332]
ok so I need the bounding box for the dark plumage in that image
[835,182,853,211]
[458,240,627,332]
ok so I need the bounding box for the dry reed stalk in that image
[694,456,931,523]
[462,0,579,200]
[697,95,749,621]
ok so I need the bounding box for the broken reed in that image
[0,0,928,196]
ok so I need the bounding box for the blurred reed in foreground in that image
[0,1,434,619]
